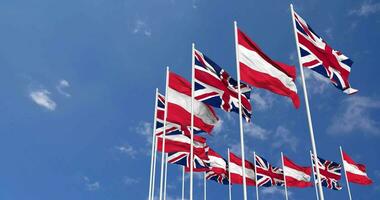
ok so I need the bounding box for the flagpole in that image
[182,166,185,200]
[254,152,259,200]
[190,42,195,200]
[164,153,168,200]
[152,116,159,200]
[281,152,289,200]
[340,146,353,200]
[290,4,325,200]
[204,172,207,200]
[159,67,170,200]
[234,20,248,200]
[148,88,159,200]
[228,148,232,200]
[310,151,320,200]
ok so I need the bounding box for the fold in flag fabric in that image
[167,72,219,133]
[312,154,343,190]
[205,148,229,185]
[293,10,358,94]
[194,48,253,122]
[255,154,284,187]
[229,152,256,186]
[283,155,312,187]
[237,28,300,108]
[169,146,210,172]
[156,92,203,136]
[156,134,207,153]
[342,150,373,185]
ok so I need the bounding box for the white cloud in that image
[301,69,331,94]
[328,96,380,135]
[123,176,139,185]
[29,89,57,111]
[56,79,71,97]
[250,91,275,111]
[136,121,153,143]
[132,19,152,37]
[261,187,291,197]
[272,126,299,152]
[350,1,380,16]
[324,28,333,39]
[83,176,100,191]
[244,122,270,140]
[115,144,137,158]
[212,119,224,135]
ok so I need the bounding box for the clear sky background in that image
[1,0,380,199]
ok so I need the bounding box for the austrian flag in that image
[342,150,373,185]
[283,155,312,187]
[236,27,300,108]
[229,152,256,186]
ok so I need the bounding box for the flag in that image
[156,92,203,136]
[168,146,210,172]
[194,49,252,122]
[312,154,343,190]
[237,27,300,108]
[283,155,312,187]
[293,10,358,94]
[205,148,229,185]
[342,150,373,185]
[156,134,207,153]
[166,72,219,133]
[229,152,256,186]
[255,154,284,187]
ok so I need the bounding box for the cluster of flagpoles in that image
[146,4,371,200]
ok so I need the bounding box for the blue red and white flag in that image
[205,148,229,185]
[311,154,343,190]
[255,154,284,187]
[194,49,252,122]
[293,10,358,94]
[165,72,219,133]
[168,146,210,172]
[237,27,300,108]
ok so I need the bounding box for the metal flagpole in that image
[228,148,232,200]
[233,20,248,200]
[290,4,325,200]
[204,172,207,200]
[340,146,353,200]
[182,166,185,200]
[159,67,170,200]
[151,116,159,200]
[253,152,259,200]
[148,88,159,200]
[190,43,195,200]
[164,153,168,200]
[281,152,289,200]
[310,151,320,200]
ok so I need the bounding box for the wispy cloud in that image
[301,69,331,94]
[136,121,153,143]
[132,19,152,37]
[244,122,270,140]
[115,144,137,158]
[83,176,100,191]
[349,1,380,16]
[261,187,291,198]
[123,176,139,185]
[29,89,57,111]
[250,91,275,111]
[272,126,298,152]
[328,96,380,135]
[56,79,71,97]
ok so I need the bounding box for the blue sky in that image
[1,0,380,199]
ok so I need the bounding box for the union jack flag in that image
[293,10,358,94]
[311,154,343,190]
[167,146,210,172]
[206,170,229,185]
[156,93,202,136]
[254,154,284,187]
[194,49,252,122]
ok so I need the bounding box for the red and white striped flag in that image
[237,27,300,108]
[166,71,219,133]
[229,151,256,186]
[283,155,312,187]
[342,150,373,185]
